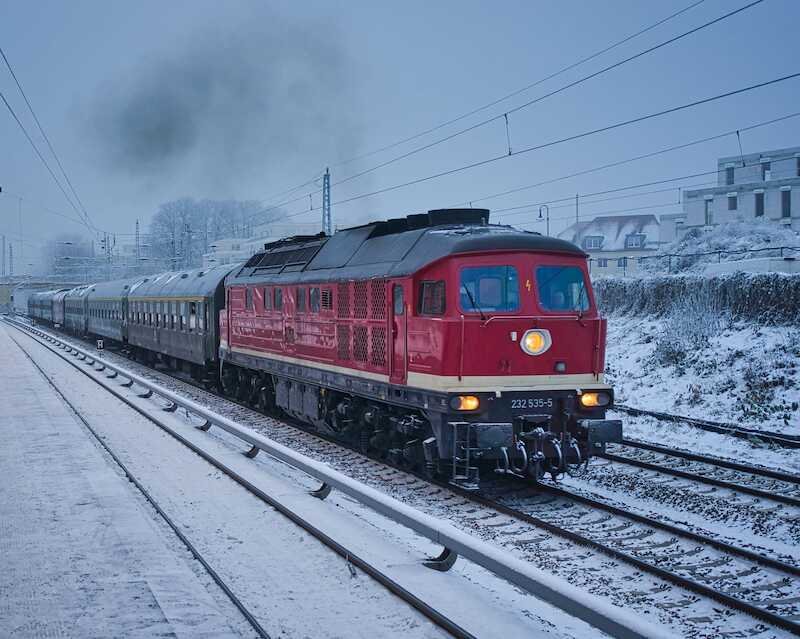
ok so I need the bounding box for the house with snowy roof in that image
[557,214,662,276]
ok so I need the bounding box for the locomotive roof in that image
[128,263,234,299]
[228,208,586,285]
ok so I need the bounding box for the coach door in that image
[390,283,407,384]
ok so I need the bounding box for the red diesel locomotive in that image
[219,208,621,485]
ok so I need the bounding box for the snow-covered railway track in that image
[11,318,798,637]
[602,441,800,508]
[5,322,473,639]
[483,480,800,634]
[615,404,800,449]
[7,331,272,639]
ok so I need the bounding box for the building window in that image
[704,199,713,225]
[761,161,771,181]
[597,258,608,267]
[727,195,737,211]
[583,236,603,250]
[418,281,446,316]
[624,234,645,249]
[782,189,792,218]
[755,192,764,217]
[617,257,627,268]
[725,166,734,185]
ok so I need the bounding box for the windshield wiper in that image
[461,285,487,321]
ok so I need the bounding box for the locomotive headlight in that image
[579,391,611,408]
[520,329,551,356]
[450,395,480,411]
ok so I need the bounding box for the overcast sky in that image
[1,0,799,272]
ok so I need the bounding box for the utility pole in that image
[575,193,579,225]
[322,167,332,235]
[8,243,13,277]
[1,235,5,278]
[135,219,140,260]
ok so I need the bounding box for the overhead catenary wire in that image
[0,91,96,235]
[254,108,800,229]
[329,0,708,169]
[0,46,97,234]
[243,0,731,222]
[456,110,800,206]
[324,0,765,191]
[303,72,800,213]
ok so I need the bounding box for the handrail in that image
[7,317,673,639]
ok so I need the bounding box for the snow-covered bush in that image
[652,287,727,366]
[595,272,800,325]
[641,216,799,274]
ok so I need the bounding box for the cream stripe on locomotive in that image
[406,371,607,393]
[228,345,606,394]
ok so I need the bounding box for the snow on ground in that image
[605,314,800,435]
[4,324,607,639]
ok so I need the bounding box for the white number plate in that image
[510,397,553,410]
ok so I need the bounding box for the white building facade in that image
[683,145,800,233]
[557,214,662,276]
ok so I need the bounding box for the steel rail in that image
[619,439,800,484]
[8,321,474,639]
[7,332,272,639]
[615,404,800,449]
[531,481,800,635]
[4,318,670,639]
[600,449,800,508]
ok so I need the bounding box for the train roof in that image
[87,277,138,300]
[227,208,586,285]
[64,284,93,301]
[128,263,234,299]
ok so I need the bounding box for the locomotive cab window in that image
[263,288,272,311]
[274,288,283,311]
[417,280,445,316]
[245,287,253,310]
[460,266,519,313]
[296,288,307,312]
[536,266,590,312]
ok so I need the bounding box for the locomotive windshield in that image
[459,266,519,313]
[535,266,590,312]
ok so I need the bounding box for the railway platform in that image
[0,324,241,638]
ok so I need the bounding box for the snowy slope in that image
[605,314,799,434]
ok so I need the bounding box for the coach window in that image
[417,281,446,316]
[179,303,185,331]
[296,288,307,312]
[274,288,283,311]
[189,302,197,332]
[460,266,519,313]
[197,302,204,332]
[310,287,320,313]
[245,287,253,310]
[263,288,272,311]
[393,285,404,315]
[535,266,590,312]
